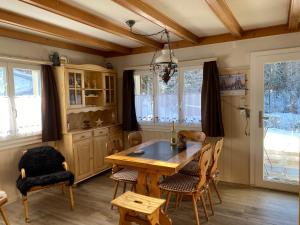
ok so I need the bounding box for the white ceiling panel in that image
[0,0,143,48]
[64,0,182,42]
[142,0,229,36]
[227,0,290,30]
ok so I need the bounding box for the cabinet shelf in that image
[67,106,113,114]
[85,88,102,91]
[85,95,99,98]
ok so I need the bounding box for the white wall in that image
[0,36,105,65]
[0,37,104,202]
[106,32,300,185]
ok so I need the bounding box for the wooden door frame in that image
[250,46,300,192]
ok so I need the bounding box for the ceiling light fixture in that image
[126,20,178,84]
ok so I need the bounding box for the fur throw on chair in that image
[16,146,74,196]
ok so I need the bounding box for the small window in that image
[157,73,179,123]
[183,68,202,124]
[134,65,203,127]
[0,63,42,138]
[134,73,154,122]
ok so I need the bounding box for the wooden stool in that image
[0,191,10,225]
[111,191,166,225]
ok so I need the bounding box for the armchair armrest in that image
[21,168,26,179]
[62,162,69,171]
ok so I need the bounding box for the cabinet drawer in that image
[94,128,108,136]
[73,131,92,142]
[109,125,122,135]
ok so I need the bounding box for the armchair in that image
[16,146,75,222]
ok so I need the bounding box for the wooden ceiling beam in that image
[205,0,243,37]
[112,0,200,43]
[0,26,107,56]
[0,9,131,53]
[19,0,162,49]
[106,24,300,57]
[288,0,300,31]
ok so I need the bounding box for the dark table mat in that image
[127,141,193,161]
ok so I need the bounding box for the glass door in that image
[67,69,84,108]
[251,48,300,192]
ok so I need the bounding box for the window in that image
[134,66,203,126]
[0,63,41,139]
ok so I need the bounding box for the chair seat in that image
[0,191,7,205]
[179,160,199,176]
[16,171,74,195]
[110,168,138,183]
[159,173,199,193]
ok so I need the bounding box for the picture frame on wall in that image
[219,73,246,96]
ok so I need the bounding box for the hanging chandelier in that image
[126,20,178,84]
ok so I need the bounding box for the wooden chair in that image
[207,138,224,204]
[159,144,212,225]
[110,139,138,209]
[179,138,224,213]
[178,130,206,177]
[16,146,75,223]
[111,191,171,225]
[0,191,10,225]
[128,131,142,147]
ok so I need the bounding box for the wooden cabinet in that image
[73,137,93,181]
[54,64,122,183]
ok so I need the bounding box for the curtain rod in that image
[0,55,52,65]
[124,57,218,71]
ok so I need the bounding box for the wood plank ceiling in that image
[0,0,299,57]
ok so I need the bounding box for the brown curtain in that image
[41,65,62,142]
[201,61,224,137]
[122,70,139,131]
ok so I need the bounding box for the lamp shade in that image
[155,49,178,64]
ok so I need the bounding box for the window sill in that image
[139,123,202,132]
[0,134,42,151]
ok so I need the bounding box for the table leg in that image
[149,173,160,198]
[136,170,147,195]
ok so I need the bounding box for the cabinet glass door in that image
[103,74,115,105]
[68,70,84,107]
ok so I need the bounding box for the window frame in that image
[134,64,203,131]
[0,61,42,147]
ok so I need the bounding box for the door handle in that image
[259,111,269,128]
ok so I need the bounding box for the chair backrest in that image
[196,144,212,189]
[110,139,123,154]
[128,131,142,147]
[177,130,206,142]
[18,146,65,177]
[209,138,224,177]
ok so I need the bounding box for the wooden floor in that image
[2,172,298,225]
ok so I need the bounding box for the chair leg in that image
[212,179,222,204]
[0,206,10,225]
[164,192,171,212]
[68,186,75,210]
[178,194,183,208]
[61,184,65,194]
[207,187,214,215]
[192,194,200,225]
[174,193,180,210]
[22,196,30,223]
[111,181,119,210]
[200,193,209,222]
[122,183,127,193]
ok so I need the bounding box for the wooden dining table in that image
[105,139,203,225]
